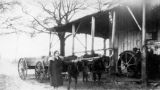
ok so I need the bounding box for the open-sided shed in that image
[51,0,160,84]
[53,3,160,54]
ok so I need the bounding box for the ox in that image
[82,54,110,82]
[61,55,81,90]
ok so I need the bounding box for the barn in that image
[52,0,160,84]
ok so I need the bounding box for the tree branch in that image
[21,7,49,31]
[0,1,20,13]
[0,32,16,35]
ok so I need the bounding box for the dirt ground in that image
[0,60,160,90]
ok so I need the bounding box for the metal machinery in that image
[145,40,160,79]
[117,40,160,78]
[117,48,141,77]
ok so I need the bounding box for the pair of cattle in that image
[61,54,110,89]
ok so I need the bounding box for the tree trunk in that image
[58,32,65,56]
[60,37,65,56]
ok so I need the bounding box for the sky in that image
[0,0,109,61]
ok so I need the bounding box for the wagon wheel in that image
[35,61,45,82]
[18,58,28,80]
[117,51,138,77]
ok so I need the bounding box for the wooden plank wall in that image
[108,29,141,73]
[116,30,141,58]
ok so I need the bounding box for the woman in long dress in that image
[49,50,63,89]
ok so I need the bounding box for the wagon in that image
[18,56,49,82]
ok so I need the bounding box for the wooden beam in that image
[75,37,86,48]
[74,23,81,36]
[49,31,52,56]
[85,34,87,54]
[74,48,113,54]
[110,11,117,73]
[142,5,146,46]
[72,24,75,55]
[141,0,147,86]
[91,16,95,54]
[111,11,116,48]
[104,39,106,55]
[126,6,142,31]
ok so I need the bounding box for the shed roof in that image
[52,2,160,39]
[53,11,110,39]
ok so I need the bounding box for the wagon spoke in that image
[117,51,139,77]
[121,66,128,73]
[128,64,136,67]
[18,58,27,80]
[35,61,45,82]
[127,66,137,74]
[127,55,134,64]
[119,58,125,65]
[125,53,128,63]
[119,58,123,62]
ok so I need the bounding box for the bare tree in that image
[25,0,87,56]
[95,0,113,11]
[96,0,105,11]
[0,0,41,37]
[0,0,23,35]
[0,0,20,13]
[21,8,51,34]
[0,15,36,37]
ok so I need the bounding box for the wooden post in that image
[85,34,87,54]
[72,24,75,55]
[141,0,147,86]
[49,31,52,56]
[110,11,116,73]
[104,39,106,55]
[91,16,95,54]
[111,11,116,47]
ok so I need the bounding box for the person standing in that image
[49,50,63,89]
